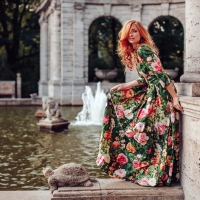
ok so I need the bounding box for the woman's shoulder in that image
[137,44,155,59]
[137,44,153,53]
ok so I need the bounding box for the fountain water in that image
[73,82,107,125]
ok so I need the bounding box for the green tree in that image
[0,0,40,97]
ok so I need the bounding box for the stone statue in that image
[42,163,97,193]
[43,99,63,123]
[37,98,70,131]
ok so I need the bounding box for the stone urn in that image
[165,68,179,79]
[95,68,118,82]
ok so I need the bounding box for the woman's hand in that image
[173,96,184,112]
[110,84,122,92]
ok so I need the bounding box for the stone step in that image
[51,178,184,200]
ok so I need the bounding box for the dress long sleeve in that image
[137,44,171,88]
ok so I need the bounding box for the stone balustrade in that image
[0,81,15,98]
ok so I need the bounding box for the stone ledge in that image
[0,98,42,106]
[52,179,184,200]
[175,83,200,97]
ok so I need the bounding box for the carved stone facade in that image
[36,0,185,105]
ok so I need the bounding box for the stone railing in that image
[0,73,21,98]
[0,81,15,98]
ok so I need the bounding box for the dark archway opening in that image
[149,16,184,81]
[88,17,125,83]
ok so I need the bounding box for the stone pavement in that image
[52,179,184,200]
[0,191,51,200]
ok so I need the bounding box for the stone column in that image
[179,0,200,96]
[60,1,74,105]
[72,2,85,105]
[49,7,61,100]
[38,13,48,96]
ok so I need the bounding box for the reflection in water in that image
[0,107,106,190]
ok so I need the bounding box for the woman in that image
[96,20,183,187]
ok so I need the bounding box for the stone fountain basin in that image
[95,68,118,81]
[165,68,179,79]
[37,121,70,132]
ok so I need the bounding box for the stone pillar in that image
[49,7,61,100]
[38,13,48,96]
[179,0,200,96]
[59,1,74,105]
[16,73,21,98]
[72,2,85,105]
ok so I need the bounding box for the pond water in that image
[0,106,106,190]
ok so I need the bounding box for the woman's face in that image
[128,23,141,47]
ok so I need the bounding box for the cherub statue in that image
[43,163,97,194]
[42,98,64,123]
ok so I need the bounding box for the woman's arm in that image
[110,80,142,92]
[166,83,184,112]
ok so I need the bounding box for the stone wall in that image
[179,97,200,200]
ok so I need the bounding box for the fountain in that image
[74,82,107,125]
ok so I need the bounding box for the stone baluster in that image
[179,0,200,96]
[16,73,21,98]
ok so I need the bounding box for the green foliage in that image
[88,17,125,82]
[0,0,40,97]
[149,16,184,81]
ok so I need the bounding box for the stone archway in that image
[88,16,124,83]
[148,16,184,81]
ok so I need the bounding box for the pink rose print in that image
[125,130,135,138]
[104,130,111,140]
[116,105,124,111]
[146,104,155,116]
[137,108,147,119]
[114,169,126,178]
[161,172,168,182]
[103,115,109,124]
[134,132,149,145]
[132,160,141,169]
[167,136,172,146]
[134,122,145,132]
[147,56,152,62]
[155,122,166,135]
[96,153,105,166]
[171,112,175,123]
[147,146,152,154]
[137,177,149,186]
[169,163,173,176]
[115,105,125,118]
[136,154,142,159]
[116,153,128,165]
[151,57,163,72]
[116,110,125,118]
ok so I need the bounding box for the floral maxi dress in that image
[96,44,180,186]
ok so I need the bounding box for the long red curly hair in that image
[117,20,158,71]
